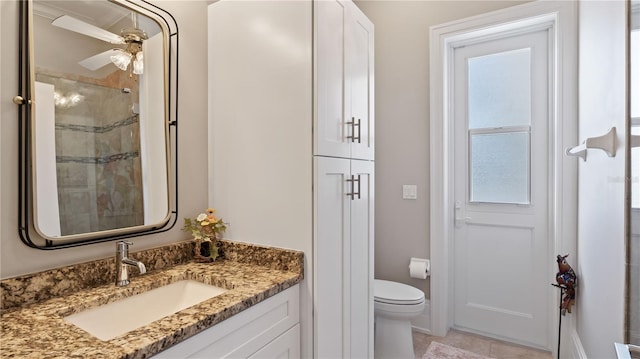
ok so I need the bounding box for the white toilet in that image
[374,279,425,359]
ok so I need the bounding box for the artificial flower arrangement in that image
[183,208,227,262]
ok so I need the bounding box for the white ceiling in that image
[33,0,130,30]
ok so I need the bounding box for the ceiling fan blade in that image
[78,49,122,71]
[52,15,125,45]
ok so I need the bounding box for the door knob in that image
[455,215,471,227]
[454,201,471,228]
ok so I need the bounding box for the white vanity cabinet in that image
[153,285,300,358]
[208,1,374,357]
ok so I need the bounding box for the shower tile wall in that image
[37,73,144,235]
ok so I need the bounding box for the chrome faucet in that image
[115,241,147,286]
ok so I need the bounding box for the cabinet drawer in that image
[248,324,300,358]
[153,285,299,358]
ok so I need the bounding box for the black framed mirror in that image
[16,0,178,249]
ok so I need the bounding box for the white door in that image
[452,29,550,348]
[314,157,374,358]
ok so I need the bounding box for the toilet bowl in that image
[374,279,425,359]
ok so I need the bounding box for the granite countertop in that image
[0,240,304,359]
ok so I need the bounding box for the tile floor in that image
[412,329,553,359]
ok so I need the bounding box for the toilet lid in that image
[374,279,425,305]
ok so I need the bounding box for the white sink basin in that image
[64,280,227,341]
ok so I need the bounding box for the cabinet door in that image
[346,3,374,161]
[348,159,374,358]
[314,156,350,358]
[316,0,350,159]
[314,157,374,358]
[315,0,374,161]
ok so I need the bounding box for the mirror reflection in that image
[20,0,177,246]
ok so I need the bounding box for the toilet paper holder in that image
[409,257,430,279]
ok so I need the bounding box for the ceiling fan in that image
[51,14,148,74]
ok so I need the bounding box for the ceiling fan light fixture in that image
[51,14,149,74]
[122,27,148,43]
[111,50,132,71]
[133,52,144,75]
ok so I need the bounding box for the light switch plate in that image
[402,185,417,200]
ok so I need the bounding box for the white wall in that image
[207,2,313,357]
[207,0,312,253]
[0,0,210,279]
[353,0,530,299]
[0,0,3,264]
[575,0,627,357]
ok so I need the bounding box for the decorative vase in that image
[200,241,211,257]
[193,239,213,263]
[193,237,220,263]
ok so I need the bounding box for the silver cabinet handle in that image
[346,174,361,200]
[347,117,361,143]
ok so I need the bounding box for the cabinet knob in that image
[13,95,31,105]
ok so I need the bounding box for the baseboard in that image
[411,299,431,334]
[567,329,587,359]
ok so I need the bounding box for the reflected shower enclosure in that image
[36,73,144,236]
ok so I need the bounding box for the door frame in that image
[429,1,578,354]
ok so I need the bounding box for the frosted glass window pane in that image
[468,48,531,129]
[470,132,530,204]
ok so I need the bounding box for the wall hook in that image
[565,127,616,162]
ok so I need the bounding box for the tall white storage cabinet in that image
[208,1,374,358]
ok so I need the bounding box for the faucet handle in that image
[116,240,133,253]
